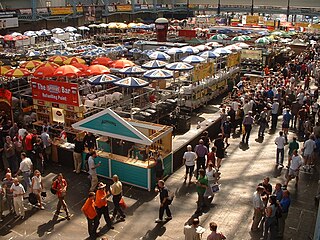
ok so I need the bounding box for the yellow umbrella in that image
[0,66,12,75]
[63,57,85,65]
[20,60,42,70]
[5,68,31,78]
[48,56,68,65]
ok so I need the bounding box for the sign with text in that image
[31,79,80,106]
[50,7,73,15]
[192,62,214,82]
[116,5,132,12]
[241,49,262,60]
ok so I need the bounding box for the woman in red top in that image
[52,173,70,219]
[207,146,216,168]
[82,192,99,239]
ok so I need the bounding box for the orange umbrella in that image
[20,60,42,70]
[5,68,31,78]
[63,57,85,65]
[111,59,135,69]
[71,62,89,72]
[48,56,68,65]
[3,35,16,41]
[33,66,55,78]
[0,66,12,75]
[87,64,110,76]
[37,61,60,69]
[91,57,113,66]
[53,65,80,78]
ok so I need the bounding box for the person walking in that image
[4,136,17,173]
[2,172,14,214]
[95,182,113,230]
[155,180,172,223]
[194,140,208,178]
[302,135,316,172]
[271,99,280,130]
[287,137,299,168]
[40,127,52,167]
[10,178,25,219]
[221,116,233,147]
[16,152,33,191]
[183,145,197,184]
[110,175,125,221]
[52,173,70,219]
[0,184,4,222]
[278,190,291,238]
[275,131,286,167]
[82,192,99,239]
[258,107,269,138]
[285,149,303,187]
[184,218,204,240]
[73,135,84,174]
[33,138,44,173]
[214,134,225,170]
[88,151,101,191]
[207,222,226,240]
[31,170,44,209]
[242,111,254,146]
[196,169,208,214]
[251,186,265,232]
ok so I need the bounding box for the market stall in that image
[72,108,173,191]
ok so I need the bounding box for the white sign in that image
[52,107,65,123]
[0,18,19,29]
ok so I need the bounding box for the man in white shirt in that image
[271,99,280,130]
[88,151,101,191]
[183,145,197,184]
[275,131,286,166]
[285,149,303,187]
[251,186,265,232]
[302,135,316,172]
[184,218,203,240]
[16,152,33,191]
[10,178,25,219]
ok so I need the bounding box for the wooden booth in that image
[72,108,173,191]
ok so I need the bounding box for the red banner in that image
[31,79,80,106]
[0,88,12,105]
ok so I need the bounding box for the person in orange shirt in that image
[264,65,270,76]
[81,192,99,239]
[95,182,113,230]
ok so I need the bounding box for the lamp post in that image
[217,0,221,15]
[286,0,290,22]
[251,0,254,15]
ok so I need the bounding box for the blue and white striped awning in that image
[148,51,171,61]
[114,77,149,88]
[181,55,206,64]
[165,62,194,71]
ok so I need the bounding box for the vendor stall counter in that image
[72,108,173,191]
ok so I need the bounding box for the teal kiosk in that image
[72,108,173,191]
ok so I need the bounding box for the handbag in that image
[167,190,175,205]
[50,181,57,195]
[119,197,127,209]
[28,192,38,205]
[211,184,220,193]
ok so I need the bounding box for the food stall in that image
[30,78,83,165]
[72,108,173,191]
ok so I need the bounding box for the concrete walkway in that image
[0,109,318,240]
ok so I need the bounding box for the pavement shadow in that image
[36,214,66,237]
[273,165,284,178]
[140,223,167,240]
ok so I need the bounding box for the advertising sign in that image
[19,9,32,15]
[107,6,116,12]
[245,15,259,25]
[227,53,241,68]
[0,18,18,29]
[241,49,262,60]
[50,7,73,15]
[31,79,80,107]
[37,8,49,14]
[192,62,214,82]
[52,107,65,123]
[116,5,132,12]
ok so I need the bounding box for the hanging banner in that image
[52,107,65,123]
[50,7,73,15]
[241,49,262,60]
[192,62,214,82]
[227,53,241,67]
[116,5,132,12]
[244,15,259,25]
[31,79,80,107]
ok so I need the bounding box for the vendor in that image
[83,132,97,150]
[128,144,147,160]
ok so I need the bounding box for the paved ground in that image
[0,106,319,240]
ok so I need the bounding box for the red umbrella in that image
[71,62,89,72]
[111,59,135,69]
[53,65,80,78]
[37,61,60,69]
[91,57,113,66]
[33,66,55,78]
[3,35,16,41]
[87,64,110,76]
[5,68,31,77]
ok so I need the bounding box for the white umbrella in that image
[78,26,90,31]
[143,69,173,79]
[99,23,109,28]
[114,77,149,88]
[198,51,220,59]
[51,28,65,33]
[165,62,194,71]
[24,31,37,37]
[142,60,167,69]
[166,47,184,55]
[148,51,171,61]
[225,44,242,51]
[181,46,199,54]
[213,48,232,55]
[11,32,22,37]
[182,55,206,64]
[119,66,147,75]
[64,26,78,32]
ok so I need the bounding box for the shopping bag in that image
[211,184,220,193]
[119,197,127,209]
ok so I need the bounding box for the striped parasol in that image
[63,57,85,65]
[20,60,42,70]
[87,74,120,85]
[143,69,173,79]
[114,77,149,88]
[5,68,31,78]
[48,56,68,65]
[142,60,167,69]
[119,66,147,75]
[165,62,194,71]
